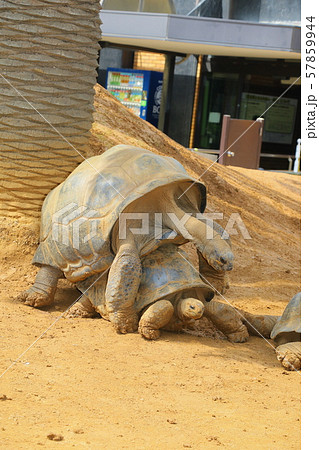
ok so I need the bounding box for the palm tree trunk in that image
[0,0,101,217]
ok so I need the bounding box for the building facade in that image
[98,0,301,170]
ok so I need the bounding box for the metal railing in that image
[190,138,301,172]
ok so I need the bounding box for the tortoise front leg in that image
[139,297,205,340]
[275,341,301,371]
[204,300,249,343]
[104,243,141,334]
[16,265,62,307]
[138,300,174,340]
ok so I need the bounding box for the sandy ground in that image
[0,86,300,448]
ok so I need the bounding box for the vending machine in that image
[106,68,163,127]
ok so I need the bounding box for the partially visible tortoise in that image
[240,292,301,370]
[68,244,249,342]
[270,292,301,370]
[17,145,234,334]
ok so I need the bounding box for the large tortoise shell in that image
[75,244,212,313]
[135,244,212,311]
[32,145,206,282]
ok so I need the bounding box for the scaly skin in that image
[16,265,62,307]
[276,341,301,371]
[197,250,230,294]
[139,297,205,340]
[238,311,279,339]
[138,300,174,340]
[66,296,99,318]
[166,213,234,273]
[204,300,249,343]
[105,242,141,334]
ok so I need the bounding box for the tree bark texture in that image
[0,0,101,217]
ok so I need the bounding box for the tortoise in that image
[17,145,234,334]
[67,244,249,342]
[270,292,301,370]
[239,292,301,370]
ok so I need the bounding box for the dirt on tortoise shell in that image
[0,85,300,448]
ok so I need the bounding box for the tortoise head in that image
[197,248,232,295]
[200,232,234,272]
[177,298,205,320]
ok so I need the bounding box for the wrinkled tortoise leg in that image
[204,300,249,343]
[16,265,62,307]
[238,310,279,338]
[275,341,301,371]
[104,243,141,334]
[66,295,99,319]
[138,300,174,340]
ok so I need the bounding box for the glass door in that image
[197,72,239,149]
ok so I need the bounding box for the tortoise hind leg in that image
[138,300,174,340]
[16,265,62,307]
[66,295,99,318]
[104,242,141,334]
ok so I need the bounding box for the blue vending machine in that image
[106,68,163,127]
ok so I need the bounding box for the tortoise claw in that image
[15,288,54,307]
[111,312,139,334]
[276,342,301,371]
[138,326,161,340]
[226,326,249,343]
